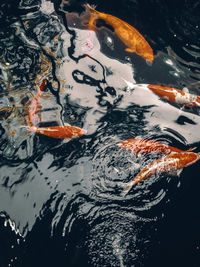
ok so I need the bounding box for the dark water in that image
[0,0,200,266]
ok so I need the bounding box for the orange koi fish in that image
[118,138,195,155]
[28,79,87,139]
[148,84,200,107]
[86,4,154,62]
[122,151,200,195]
[29,125,86,139]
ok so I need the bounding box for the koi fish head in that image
[74,127,87,137]
[170,151,200,168]
[84,3,97,12]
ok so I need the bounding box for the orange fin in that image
[84,3,97,13]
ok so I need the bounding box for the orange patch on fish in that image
[118,138,194,155]
[86,4,154,62]
[122,151,200,195]
[148,84,200,107]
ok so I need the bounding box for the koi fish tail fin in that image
[85,4,99,31]
[85,3,98,14]
[118,181,133,197]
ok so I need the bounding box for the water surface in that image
[0,0,200,266]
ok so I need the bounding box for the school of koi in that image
[26,4,200,196]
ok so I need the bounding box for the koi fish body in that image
[122,151,200,195]
[30,125,86,139]
[118,138,195,155]
[148,84,200,107]
[86,4,154,62]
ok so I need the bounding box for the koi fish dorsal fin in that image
[85,3,98,14]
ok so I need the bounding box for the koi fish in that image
[86,4,154,62]
[121,151,200,196]
[29,125,86,139]
[148,84,200,107]
[28,79,47,127]
[27,79,87,139]
[118,138,195,155]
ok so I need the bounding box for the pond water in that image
[0,0,200,266]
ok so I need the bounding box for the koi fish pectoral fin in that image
[177,168,183,176]
[125,47,136,53]
[168,168,183,177]
[62,138,71,143]
[145,60,153,66]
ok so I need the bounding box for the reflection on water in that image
[0,0,200,266]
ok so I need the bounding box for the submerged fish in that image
[148,84,200,107]
[118,138,195,155]
[86,4,154,62]
[121,151,200,195]
[27,79,86,139]
[29,125,86,139]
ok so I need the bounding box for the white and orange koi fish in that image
[29,125,86,139]
[118,138,195,155]
[148,84,200,107]
[121,151,200,196]
[85,4,154,62]
[27,79,86,139]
